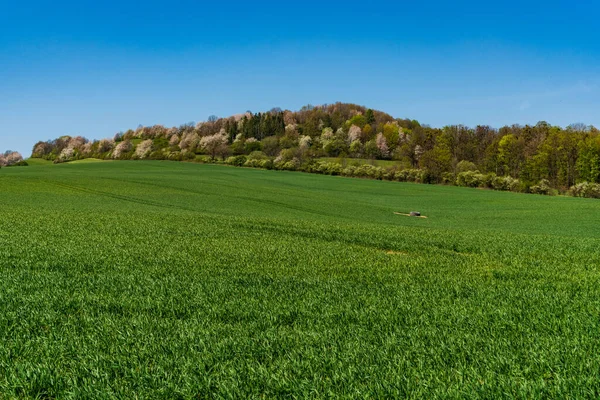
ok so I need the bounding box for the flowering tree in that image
[0,151,24,166]
[299,135,312,150]
[81,142,93,156]
[97,139,115,154]
[32,142,52,158]
[112,141,133,159]
[376,133,390,158]
[68,136,87,150]
[169,135,180,146]
[179,132,199,151]
[348,125,362,143]
[285,124,298,136]
[135,140,153,159]
[200,130,228,160]
[58,147,75,162]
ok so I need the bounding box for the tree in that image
[365,109,375,125]
[112,141,133,159]
[362,124,374,141]
[0,151,23,166]
[383,123,400,151]
[577,136,600,183]
[207,115,218,122]
[200,130,228,160]
[347,125,361,143]
[135,140,153,159]
[179,132,200,152]
[497,134,524,177]
[349,140,363,157]
[456,160,477,173]
[376,133,390,159]
[420,145,452,182]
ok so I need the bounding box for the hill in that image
[27,102,600,197]
[1,161,600,397]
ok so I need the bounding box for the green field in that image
[1,161,600,398]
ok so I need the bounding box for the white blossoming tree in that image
[376,133,390,158]
[200,130,228,160]
[347,125,362,143]
[135,140,153,159]
[0,151,24,166]
[112,141,133,159]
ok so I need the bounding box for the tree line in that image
[29,102,600,197]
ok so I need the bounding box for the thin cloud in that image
[519,101,531,111]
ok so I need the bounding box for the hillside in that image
[29,102,600,197]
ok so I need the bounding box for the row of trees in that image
[30,102,600,194]
[0,151,25,167]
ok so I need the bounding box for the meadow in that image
[1,160,599,398]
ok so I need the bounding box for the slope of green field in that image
[1,161,599,398]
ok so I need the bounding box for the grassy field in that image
[1,161,600,398]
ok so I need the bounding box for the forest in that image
[28,102,600,197]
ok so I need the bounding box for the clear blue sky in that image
[1,0,599,156]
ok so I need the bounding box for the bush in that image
[456,171,485,188]
[570,182,600,198]
[394,169,424,183]
[181,151,196,161]
[225,155,247,167]
[441,172,455,185]
[456,160,478,173]
[482,173,496,189]
[247,151,268,161]
[341,166,357,177]
[353,164,385,179]
[245,158,274,170]
[530,179,553,195]
[313,162,343,176]
[278,158,300,171]
[382,167,397,181]
[492,175,520,192]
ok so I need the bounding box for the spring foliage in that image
[29,102,600,195]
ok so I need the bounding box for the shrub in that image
[225,155,247,167]
[394,169,424,183]
[353,164,384,179]
[278,158,300,171]
[341,166,357,177]
[570,182,600,198]
[492,176,520,192]
[382,167,397,181]
[530,179,553,195]
[441,172,455,185]
[247,151,268,161]
[4,160,28,167]
[482,173,496,189]
[456,171,485,188]
[456,160,478,173]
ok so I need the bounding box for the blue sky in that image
[1,0,599,156]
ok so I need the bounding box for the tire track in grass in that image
[43,181,200,213]
[99,176,346,220]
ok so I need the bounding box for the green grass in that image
[1,161,600,398]
[68,158,111,164]
[23,158,53,166]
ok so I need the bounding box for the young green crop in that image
[1,161,599,398]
